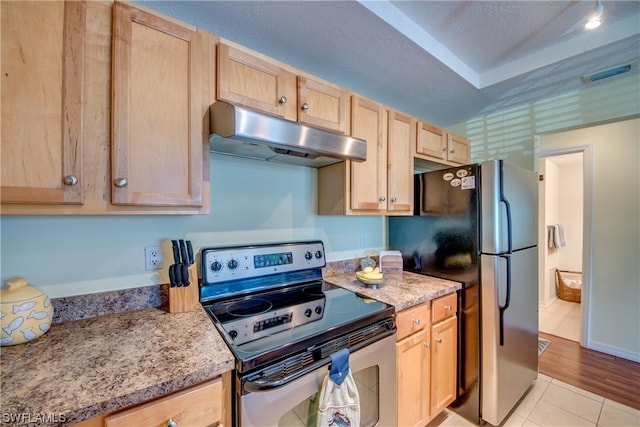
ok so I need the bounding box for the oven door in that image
[239,334,396,427]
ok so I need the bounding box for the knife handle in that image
[182,263,190,286]
[186,240,194,265]
[171,240,180,263]
[179,239,187,264]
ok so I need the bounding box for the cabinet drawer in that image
[431,293,457,323]
[396,303,429,341]
[105,378,223,427]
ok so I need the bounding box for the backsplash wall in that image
[0,154,385,298]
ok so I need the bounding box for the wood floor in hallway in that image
[538,331,640,410]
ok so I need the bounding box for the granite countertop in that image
[324,271,462,311]
[0,306,234,426]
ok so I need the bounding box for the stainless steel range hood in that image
[209,101,367,168]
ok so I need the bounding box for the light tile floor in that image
[429,374,640,427]
[539,297,581,342]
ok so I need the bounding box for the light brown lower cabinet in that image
[72,373,230,427]
[396,294,458,426]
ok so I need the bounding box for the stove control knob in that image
[210,261,222,272]
[228,330,238,340]
[304,308,312,317]
[315,250,323,259]
[304,251,313,260]
[315,306,323,315]
[227,259,238,270]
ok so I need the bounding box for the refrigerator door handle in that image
[498,254,511,346]
[499,160,513,254]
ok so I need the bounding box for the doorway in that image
[538,151,587,343]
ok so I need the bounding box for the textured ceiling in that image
[138,0,640,127]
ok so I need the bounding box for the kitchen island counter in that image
[0,306,234,426]
[324,271,461,311]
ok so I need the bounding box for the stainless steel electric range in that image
[200,241,397,426]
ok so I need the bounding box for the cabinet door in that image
[112,2,203,206]
[447,133,471,164]
[431,315,458,416]
[387,110,415,214]
[298,76,347,133]
[397,330,430,427]
[350,96,386,211]
[1,1,85,204]
[217,43,296,121]
[416,121,447,160]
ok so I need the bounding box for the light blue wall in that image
[0,154,385,298]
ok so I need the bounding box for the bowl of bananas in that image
[355,266,387,289]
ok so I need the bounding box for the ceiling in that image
[139,0,640,127]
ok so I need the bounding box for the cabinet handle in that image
[435,337,443,343]
[301,102,309,111]
[279,96,287,104]
[445,305,452,311]
[379,196,386,202]
[391,197,397,203]
[413,319,421,326]
[450,149,456,154]
[167,419,178,427]
[442,147,448,152]
[63,175,78,186]
[424,342,430,348]
[114,178,128,188]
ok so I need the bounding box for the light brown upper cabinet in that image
[217,43,297,120]
[416,121,470,165]
[216,42,347,134]
[2,1,213,214]
[297,76,347,133]
[387,110,415,215]
[318,95,386,215]
[318,100,417,216]
[1,1,86,205]
[111,1,205,207]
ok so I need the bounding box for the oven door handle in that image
[243,329,395,393]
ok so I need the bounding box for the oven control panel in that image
[201,241,326,284]
[223,298,326,345]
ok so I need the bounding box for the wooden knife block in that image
[169,264,199,313]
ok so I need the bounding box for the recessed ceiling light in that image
[585,0,603,30]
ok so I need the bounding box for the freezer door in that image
[481,160,538,253]
[480,247,538,426]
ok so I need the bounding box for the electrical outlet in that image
[145,246,163,271]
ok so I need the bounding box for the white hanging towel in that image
[548,224,567,248]
[317,348,360,427]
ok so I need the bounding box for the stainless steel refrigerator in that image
[388,159,538,426]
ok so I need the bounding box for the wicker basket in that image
[556,269,582,303]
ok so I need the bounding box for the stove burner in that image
[301,284,324,296]
[227,298,273,317]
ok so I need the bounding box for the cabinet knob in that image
[167,419,178,427]
[279,96,287,104]
[450,149,456,154]
[379,196,386,202]
[424,342,430,348]
[435,337,443,343]
[391,197,397,203]
[63,175,78,186]
[442,147,448,152]
[445,305,452,311]
[413,319,421,326]
[301,103,309,111]
[114,178,128,188]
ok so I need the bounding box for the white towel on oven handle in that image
[317,349,360,427]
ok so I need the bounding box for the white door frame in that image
[539,144,593,348]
